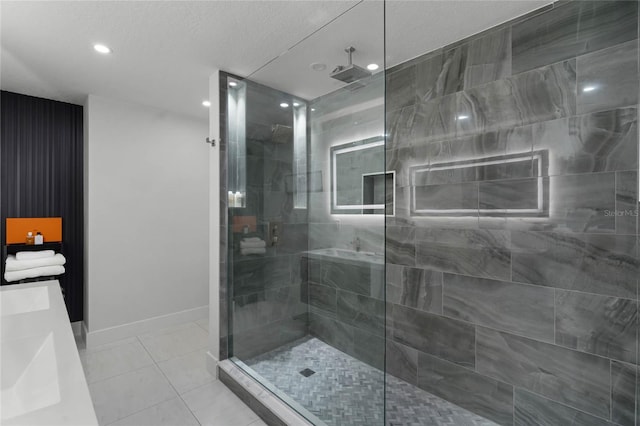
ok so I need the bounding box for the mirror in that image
[330,137,394,215]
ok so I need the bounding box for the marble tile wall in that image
[384,1,639,425]
[223,78,310,362]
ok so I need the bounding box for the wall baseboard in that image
[84,305,208,348]
[71,321,83,337]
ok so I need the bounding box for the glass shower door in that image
[223,2,386,425]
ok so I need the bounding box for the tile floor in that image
[76,318,266,426]
[247,337,497,426]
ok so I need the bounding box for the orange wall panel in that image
[6,217,63,244]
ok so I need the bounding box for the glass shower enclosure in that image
[220,1,640,425]
[223,2,386,424]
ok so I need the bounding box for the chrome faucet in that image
[352,237,361,252]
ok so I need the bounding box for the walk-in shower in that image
[219,1,640,425]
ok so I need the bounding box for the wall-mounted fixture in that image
[409,150,549,217]
[330,137,394,215]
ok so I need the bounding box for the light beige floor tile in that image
[88,365,177,425]
[138,322,208,363]
[157,348,215,394]
[106,397,199,426]
[195,317,209,332]
[80,338,154,383]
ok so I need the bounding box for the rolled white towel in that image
[240,240,266,249]
[242,237,263,243]
[5,253,66,272]
[4,265,65,282]
[240,248,266,256]
[15,250,55,260]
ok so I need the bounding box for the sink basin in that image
[1,286,50,316]
[1,333,60,421]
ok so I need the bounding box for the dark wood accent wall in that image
[1,90,84,322]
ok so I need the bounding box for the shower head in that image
[330,47,371,84]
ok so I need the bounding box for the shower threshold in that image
[242,336,498,426]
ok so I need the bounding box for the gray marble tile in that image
[443,273,554,342]
[464,26,512,90]
[550,172,616,233]
[439,44,467,96]
[512,1,638,74]
[386,340,418,385]
[577,39,639,115]
[456,60,576,138]
[415,154,535,186]
[533,107,638,176]
[336,291,385,337]
[309,312,354,356]
[414,229,512,282]
[417,352,513,425]
[308,283,337,318]
[410,93,458,144]
[478,178,544,212]
[616,170,639,235]
[476,327,611,418]
[233,255,291,297]
[416,242,510,281]
[386,65,417,113]
[386,226,416,267]
[385,263,403,303]
[352,329,385,371]
[233,316,306,360]
[392,304,475,368]
[415,51,445,103]
[388,266,443,315]
[514,389,612,426]
[233,285,305,334]
[274,223,308,255]
[636,361,639,426]
[555,291,637,363]
[416,227,511,251]
[322,261,371,296]
[414,181,479,213]
[386,105,418,151]
[425,126,534,169]
[611,360,636,426]
[511,231,639,298]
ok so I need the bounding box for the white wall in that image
[84,94,209,346]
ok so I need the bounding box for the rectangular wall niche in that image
[410,151,549,217]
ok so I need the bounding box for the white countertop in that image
[0,280,97,425]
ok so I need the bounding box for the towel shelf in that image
[2,242,64,286]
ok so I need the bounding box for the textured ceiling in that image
[0,1,358,119]
[1,1,552,119]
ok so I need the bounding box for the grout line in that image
[135,334,204,425]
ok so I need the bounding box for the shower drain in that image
[299,368,316,377]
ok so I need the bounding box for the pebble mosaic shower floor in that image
[246,336,497,426]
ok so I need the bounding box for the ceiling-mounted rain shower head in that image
[330,47,371,84]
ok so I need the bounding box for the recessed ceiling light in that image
[583,85,597,92]
[202,100,211,107]
[310,62,327,72]
[229,81,238,87]
[311,108,316,112]
[280,102,289,108]
[457,115,470,120]
[293,102,300,107]
[367,63,379,71]
[93,44,111,54]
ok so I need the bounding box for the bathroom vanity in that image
[0,280,97,425]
